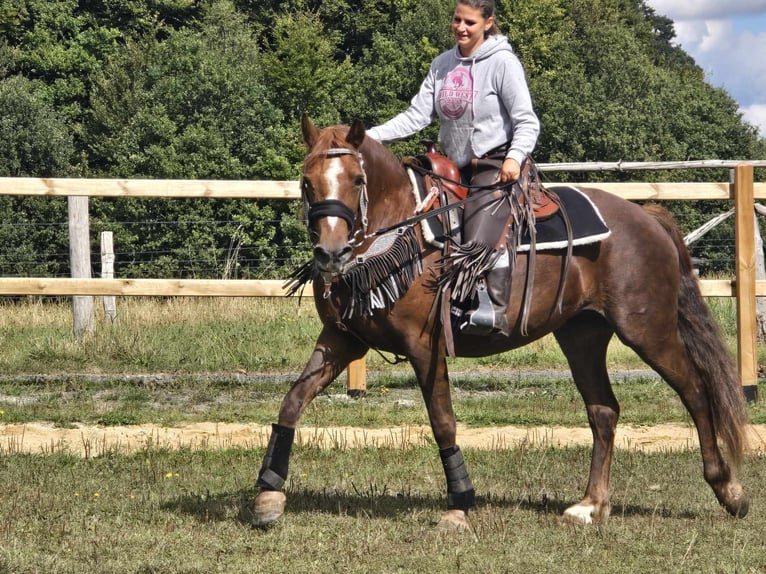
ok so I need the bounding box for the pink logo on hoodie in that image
[438,66,475,120]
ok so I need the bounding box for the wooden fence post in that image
[347,357,367,398]
[733,164,759,402]
[68,196,94,338]
[753,205,766,340]
[100,231,117,322]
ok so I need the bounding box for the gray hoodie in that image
[367,34,539,169]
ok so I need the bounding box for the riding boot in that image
[461,263,511,336]
[485,266,511,336]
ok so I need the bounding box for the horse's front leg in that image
[410,341,475,532]
[253,326,367,527]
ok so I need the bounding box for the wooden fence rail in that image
[1,164,765,399]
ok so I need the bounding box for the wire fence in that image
[0,212,740,280]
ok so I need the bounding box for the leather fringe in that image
[341,226,422,318]
[284,226,423,319]
[435,241,500,304]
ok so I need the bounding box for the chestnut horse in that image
[253,116,748,530]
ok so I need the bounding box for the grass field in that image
[1,297,765,573]
[1,445,765,573]
[0,295,750,375]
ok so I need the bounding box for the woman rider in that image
[366,0,540,336]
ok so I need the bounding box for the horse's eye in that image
[354,175,366,188]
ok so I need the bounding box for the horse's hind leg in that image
[253,326,367,527]
[554,313,619,524]
[621,329,748,517]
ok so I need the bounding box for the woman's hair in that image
[458,0,500,37]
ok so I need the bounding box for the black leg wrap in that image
[256,424,295,491]
[439,446,476,510]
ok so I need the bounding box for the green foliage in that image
[0,196,69,277]
[0,75,74,176]
[86,1,294,180]
[0,75,73,277]
[83,1,304,278]
[259,10,353,124]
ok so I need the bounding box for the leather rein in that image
[304,146,514,245]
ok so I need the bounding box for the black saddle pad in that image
[519,185,610,251]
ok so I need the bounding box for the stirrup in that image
[459,280,496,335]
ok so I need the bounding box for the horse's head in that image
[301,114,369,275]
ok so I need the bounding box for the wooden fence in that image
[0,162,765,399]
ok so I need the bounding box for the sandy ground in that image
[3,421,766,457]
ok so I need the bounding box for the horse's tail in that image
[644,204,748,467]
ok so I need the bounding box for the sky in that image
[645,0,766,139]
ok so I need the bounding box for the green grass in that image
[1,445,765,573]
[0,296,755,375]
[3,373,766,427]
[1,295,765,430]
[2,298,766,573]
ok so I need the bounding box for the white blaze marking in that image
[322,158,345,232]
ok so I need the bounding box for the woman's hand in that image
[497,158,521,183]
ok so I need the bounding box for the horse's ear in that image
[301,113,319,149]
[346,119,366,149]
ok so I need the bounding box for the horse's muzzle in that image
[313,243,353,274]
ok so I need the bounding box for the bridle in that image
[303,147,369,246]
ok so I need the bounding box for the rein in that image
[370,179,513,239]
[301,145,517,360]
[305,145,515,244]
[365,161,516,240]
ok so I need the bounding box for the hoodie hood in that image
[367,33,539,169]
[453,34,514,63]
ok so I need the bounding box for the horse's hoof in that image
[253,491,286,527]
[724,491,749,518]
[435,509,471,532]
[561,502,609,525]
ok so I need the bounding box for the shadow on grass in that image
[163,486,445,526]
[500,495,700,520]
[163,487,700,526]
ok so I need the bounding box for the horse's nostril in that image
[313,245,352,271]
[313,246,331,265]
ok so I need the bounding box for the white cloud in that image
[647,0,766,20]
[676,20,766,107]
[674,20,766,107]
[646,0,766,138]
[742,104,766,137]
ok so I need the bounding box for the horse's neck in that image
[363,148,416,231]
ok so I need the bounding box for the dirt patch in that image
[3,421,766,457]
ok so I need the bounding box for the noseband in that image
[304,147,369,243]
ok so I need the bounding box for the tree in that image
[259,10,354,125]
[84,1,302,279]
[0,75,73,277]
[0,0,764,279]
[0,75,74,176]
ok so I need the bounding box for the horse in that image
[253,115,749,530]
